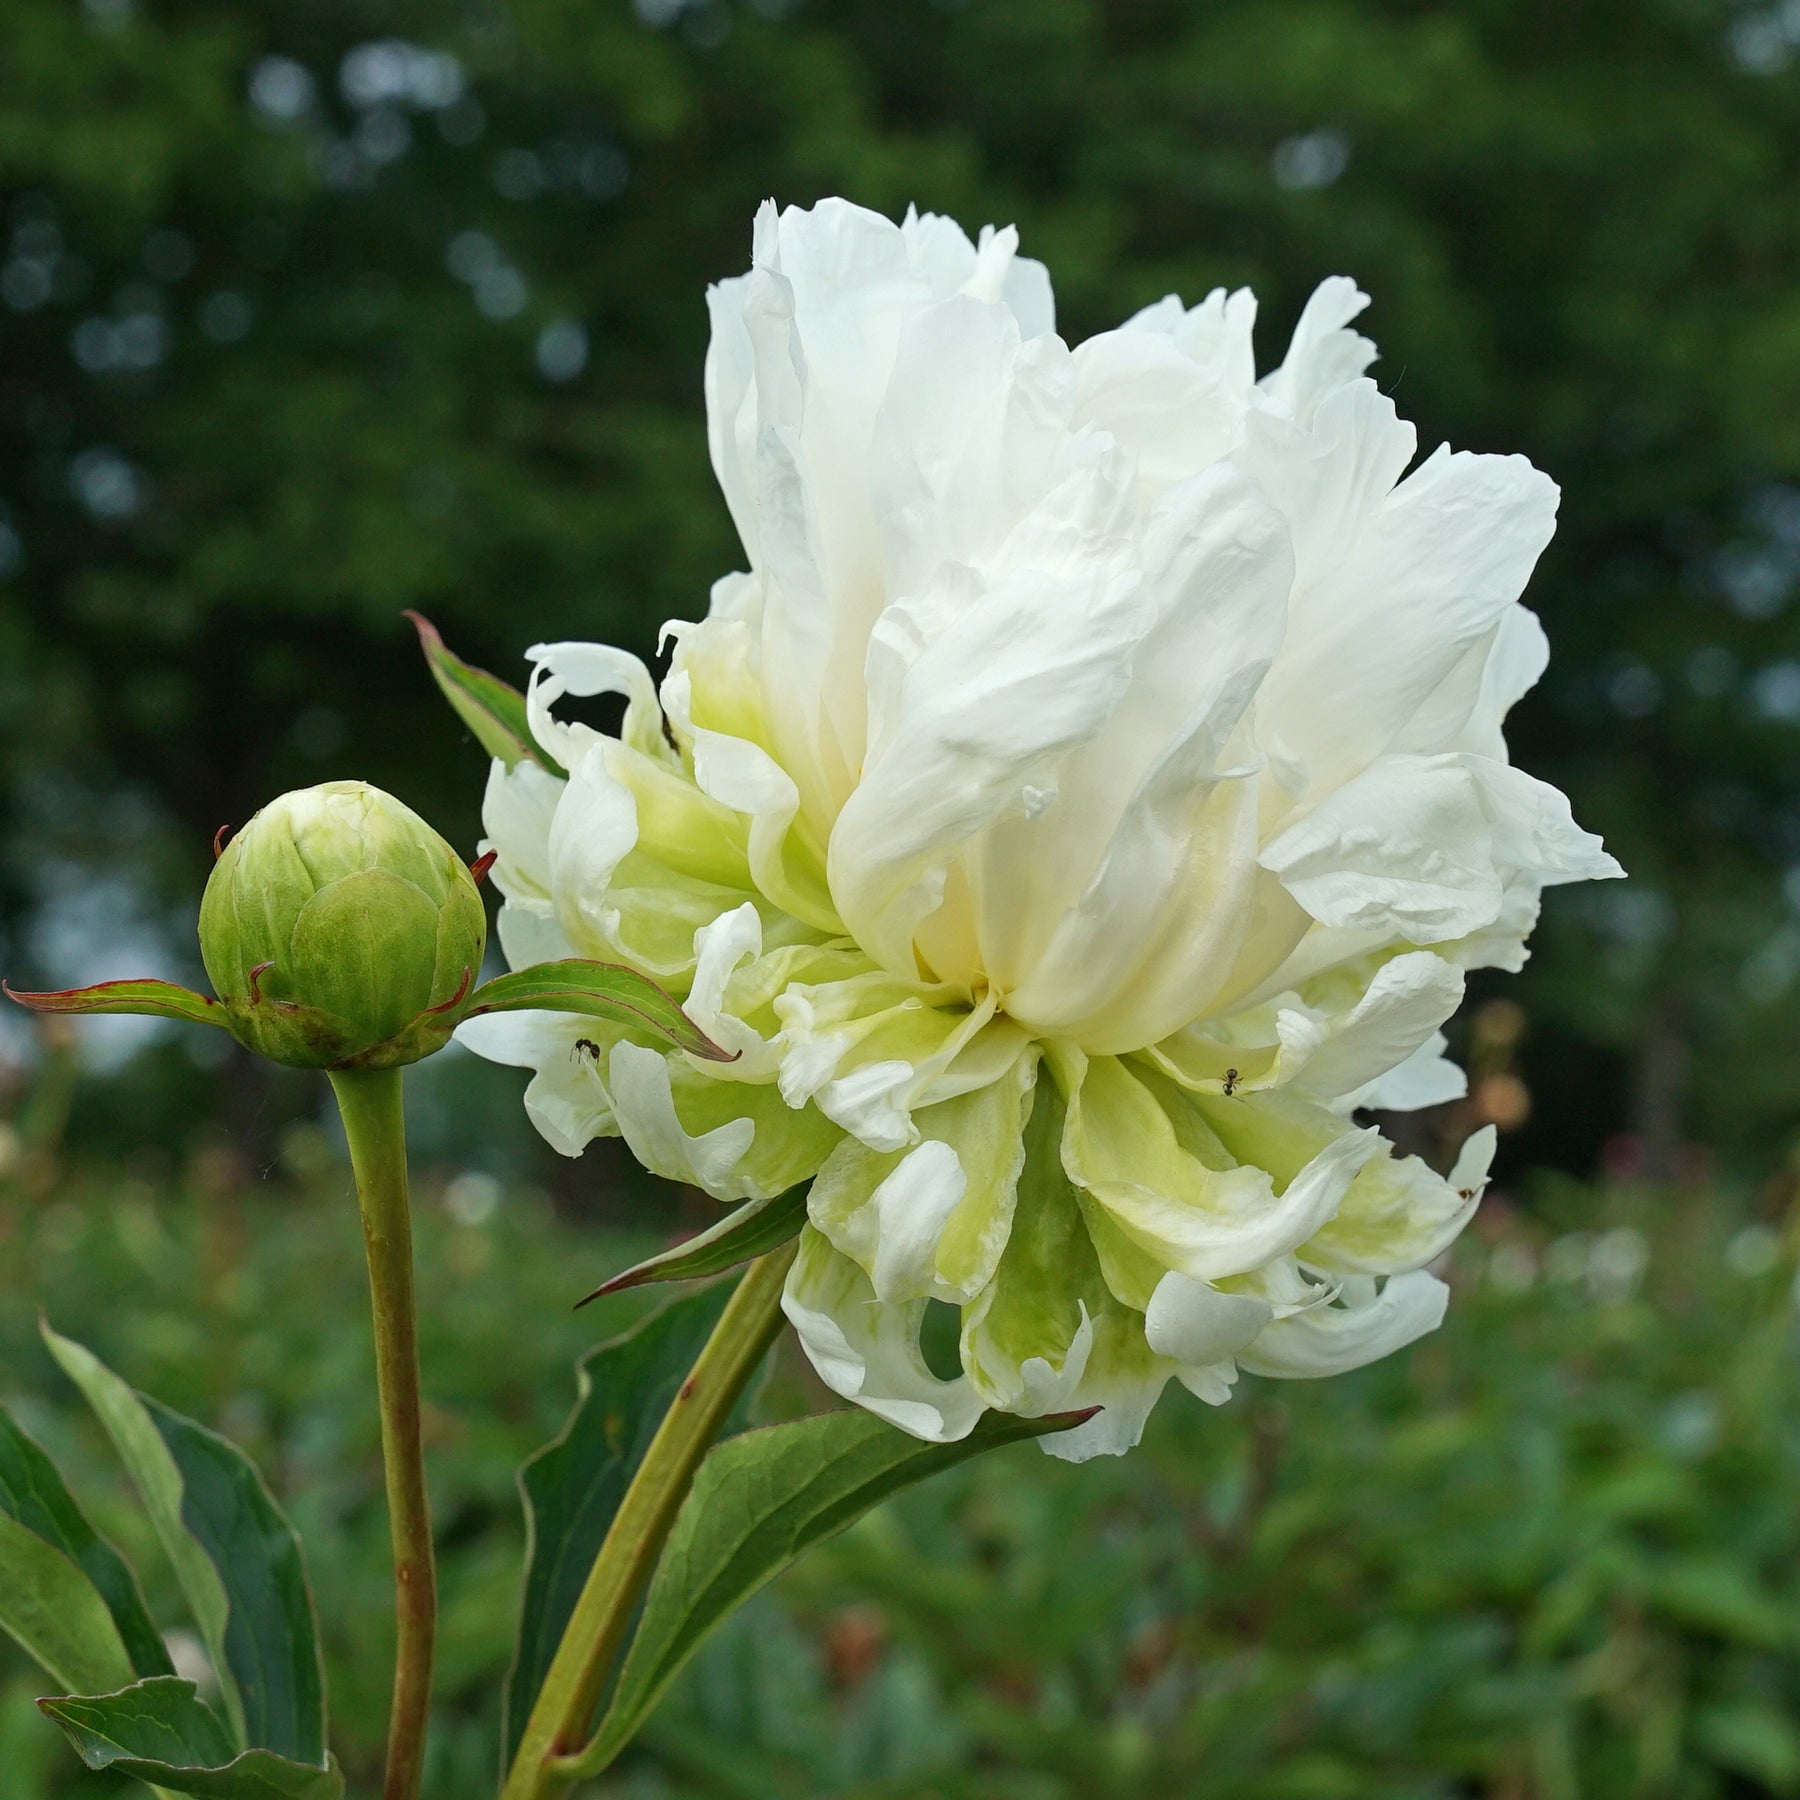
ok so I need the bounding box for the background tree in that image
[3,0,1799,1181]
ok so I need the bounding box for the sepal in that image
[468,959,735,1063]
[577,1189,809,1304]
[3,978,226,1030]
[408,611,567,777]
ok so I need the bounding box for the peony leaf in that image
[406,611,566,778]
[506,1281,745,1763]
[43,1327,328,1764]
[40,1677,342,1799]
[562,1404,1096,1780]
[0,1402,171,1681]
[0,1510,135,1699]
[3,978,226,1028]
[468,959,733,1062]
[578,1189,809,1305]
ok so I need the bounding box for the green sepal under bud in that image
[198,781,487,1070]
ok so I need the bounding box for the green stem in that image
[500,1244,797,1800]
[329,1068,436,1800]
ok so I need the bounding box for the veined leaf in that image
[468,960,733,1063]
[406,611,565,777]
[565,1405,1095,1779]
[506,1281,740,1762]
[41,1677,342,1800]
[0,1509,135,1697]
[3,978,225,1029]
[44,1327,328,1763]
[579,1190,809,1305]
[0,1402,171,1679]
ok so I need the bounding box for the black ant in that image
[570,1037,603,1066]
[1222,1067,1239,1097]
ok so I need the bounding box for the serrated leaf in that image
[468,960,732,1063]
[44,1327,327,1762]
[41,1677,342,1799]
[0,1401,171,1679]
[566,1405,1094,1779]
[579,1190,809,1304]
[3,978,226,1028]
[407,611,565,777]
[506,1281,740,1763]
[0,1509,135,1697]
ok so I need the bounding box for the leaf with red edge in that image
[408,611,565,777]
[3,980,226,1030]
[467,961,733,1062]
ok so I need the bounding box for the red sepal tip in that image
[424,966,474,1017]
[469,849,498,885]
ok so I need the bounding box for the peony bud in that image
[199,781,486,1069]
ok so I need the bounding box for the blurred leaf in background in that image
[3,1154,1799,1797]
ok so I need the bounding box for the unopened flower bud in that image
[200,781,486,1069]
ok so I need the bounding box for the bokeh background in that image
[4,2,1800,1795]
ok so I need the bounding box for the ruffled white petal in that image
[1260,751,1623,943]
[783,1227,984,1442]
[1238,1269,1450,1378]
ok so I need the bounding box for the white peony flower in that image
[460,198,1621,1460]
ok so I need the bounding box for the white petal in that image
[1257,276,1376,424]
[1057,1050,1384,1281]
[684,902,779,1076]
[606,1040,757,1200]
[1256,429,1558,797]
[525,640,662,770]
[455,1010,619,1158]
[1338,1031,1467,1113]
[1282,951,1465,1103]
[1144,1273,1273,1368]
[831,450,1153,979]
[1238,1269,1449,1378]
[782,1227,984,1442]
[545,745,639,960]
[1260,752,1621,943]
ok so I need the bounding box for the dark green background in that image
[4,0,1800,1181]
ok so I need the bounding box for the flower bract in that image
[460,199,1622,1459]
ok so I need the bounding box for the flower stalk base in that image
[330,1067,437,1800]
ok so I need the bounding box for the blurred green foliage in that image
[3,0,1800,1176]
[2,1153,1798,1797]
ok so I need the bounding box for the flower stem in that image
[500,1243,797,1800]
[328,1067,435,1800]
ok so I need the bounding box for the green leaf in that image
[144,1398,328,1763]
[567,1405,1094,1779]
[44,1326,239,1741]
[2,978,226,1029]
[40,1677,342,1800]
[406,611,565,777]
[0,1509,135,1697]
[579,1190,809,1304]
[468,959,734,1063]
[43,1327,328,1762]
[0,1401,172,1679]
[506,1280,740,1763]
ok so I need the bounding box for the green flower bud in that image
[199,780,486,1069]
